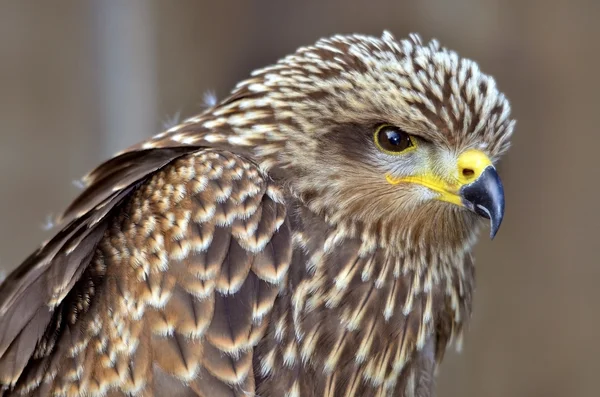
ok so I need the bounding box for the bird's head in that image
[190,32,515,249]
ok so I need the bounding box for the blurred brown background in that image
[0,1,597,396]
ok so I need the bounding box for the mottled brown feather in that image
[0,150,292,396]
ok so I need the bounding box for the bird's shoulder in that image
[0,147,293,396]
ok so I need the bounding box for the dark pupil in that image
[379,127,411,152]
[387,131,402,146]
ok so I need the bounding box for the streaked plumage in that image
[0,31,514,396]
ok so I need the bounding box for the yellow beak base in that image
[386,149,505,238]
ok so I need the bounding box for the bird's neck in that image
[256,197,476,393]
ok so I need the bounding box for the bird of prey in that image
[0,31,514,397]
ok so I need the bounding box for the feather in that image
[0,150,292,396]
[0,146,201,392]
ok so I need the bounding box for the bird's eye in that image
[374,125,415,154]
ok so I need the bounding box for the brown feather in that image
[1,150,292,396]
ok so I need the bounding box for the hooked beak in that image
[459,165,505,239]
[386,149,506,239]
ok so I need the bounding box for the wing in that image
[0,148,292,397]
[0,146,200,392]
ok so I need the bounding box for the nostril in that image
[462,168,475,178]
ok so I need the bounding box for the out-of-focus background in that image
[0,1,597,396]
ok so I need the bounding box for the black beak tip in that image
[489,213,502,240]
[461,166,505,240]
